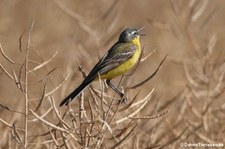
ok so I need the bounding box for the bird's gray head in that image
[118,27,144,42]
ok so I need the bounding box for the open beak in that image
[137,27,146,36]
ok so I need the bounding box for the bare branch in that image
[118,90,140,112]
[0,63,14,80]
[110,124,137,149]
[0,103,24,115]
[12,66,23,91]
[34,79,48,112]
[19,29,27,53]
[24,20,35,148]
[29,107,52,122]
[128,55,167,89]
[11,123,22,144]
[0,117,24,132]
[140,49,156,62]
[29,108,69,133]
[30,73,70,101]
[0,43,15,64]
[115,88,154,124]
[128,110,169,120]
[49,97,69,129]
[28,51,58,73]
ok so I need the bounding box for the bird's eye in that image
[130,30,137,36]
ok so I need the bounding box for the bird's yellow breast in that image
[100,36,141,80]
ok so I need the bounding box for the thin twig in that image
[115,88,154,124]
[0,43,15,64]
[30,73,70,101]
[24,20,35,148]
[128,110,169,120]
[19,29,27,53]
[0,117,24,133]
[128,55,167,89]
[28,51,58,73]
[29,108,69,133]
[0,63,14,80]
[110,124,137,149]
[34,78,48,112]
[11,123,22,144]
[0,103,24,115]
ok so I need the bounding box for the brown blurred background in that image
[0,0,224,148]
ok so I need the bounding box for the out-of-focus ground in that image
[0,0,224,148]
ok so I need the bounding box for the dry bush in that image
[0,0,225,149]
[0,21,166,149]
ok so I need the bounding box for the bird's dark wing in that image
[60,43,137,106]
[84,43,137,82]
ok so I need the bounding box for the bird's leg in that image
[106,80,127,103]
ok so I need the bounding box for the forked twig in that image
[118,90,140,112]
[115,88,154,124]
[29,108,69,133]
[110,124,137,149]
[30,73,70,101]
[28,51,58,73]
[11,123,22,144]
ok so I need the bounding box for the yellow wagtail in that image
[60,28,144,106]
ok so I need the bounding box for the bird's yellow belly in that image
[100,47,141,80]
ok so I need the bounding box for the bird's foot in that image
[118,94,127,104]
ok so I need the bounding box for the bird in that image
[59,27,144,106]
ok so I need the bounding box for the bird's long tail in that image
[59,80,91,106]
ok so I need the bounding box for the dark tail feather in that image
[59,81,91,106]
